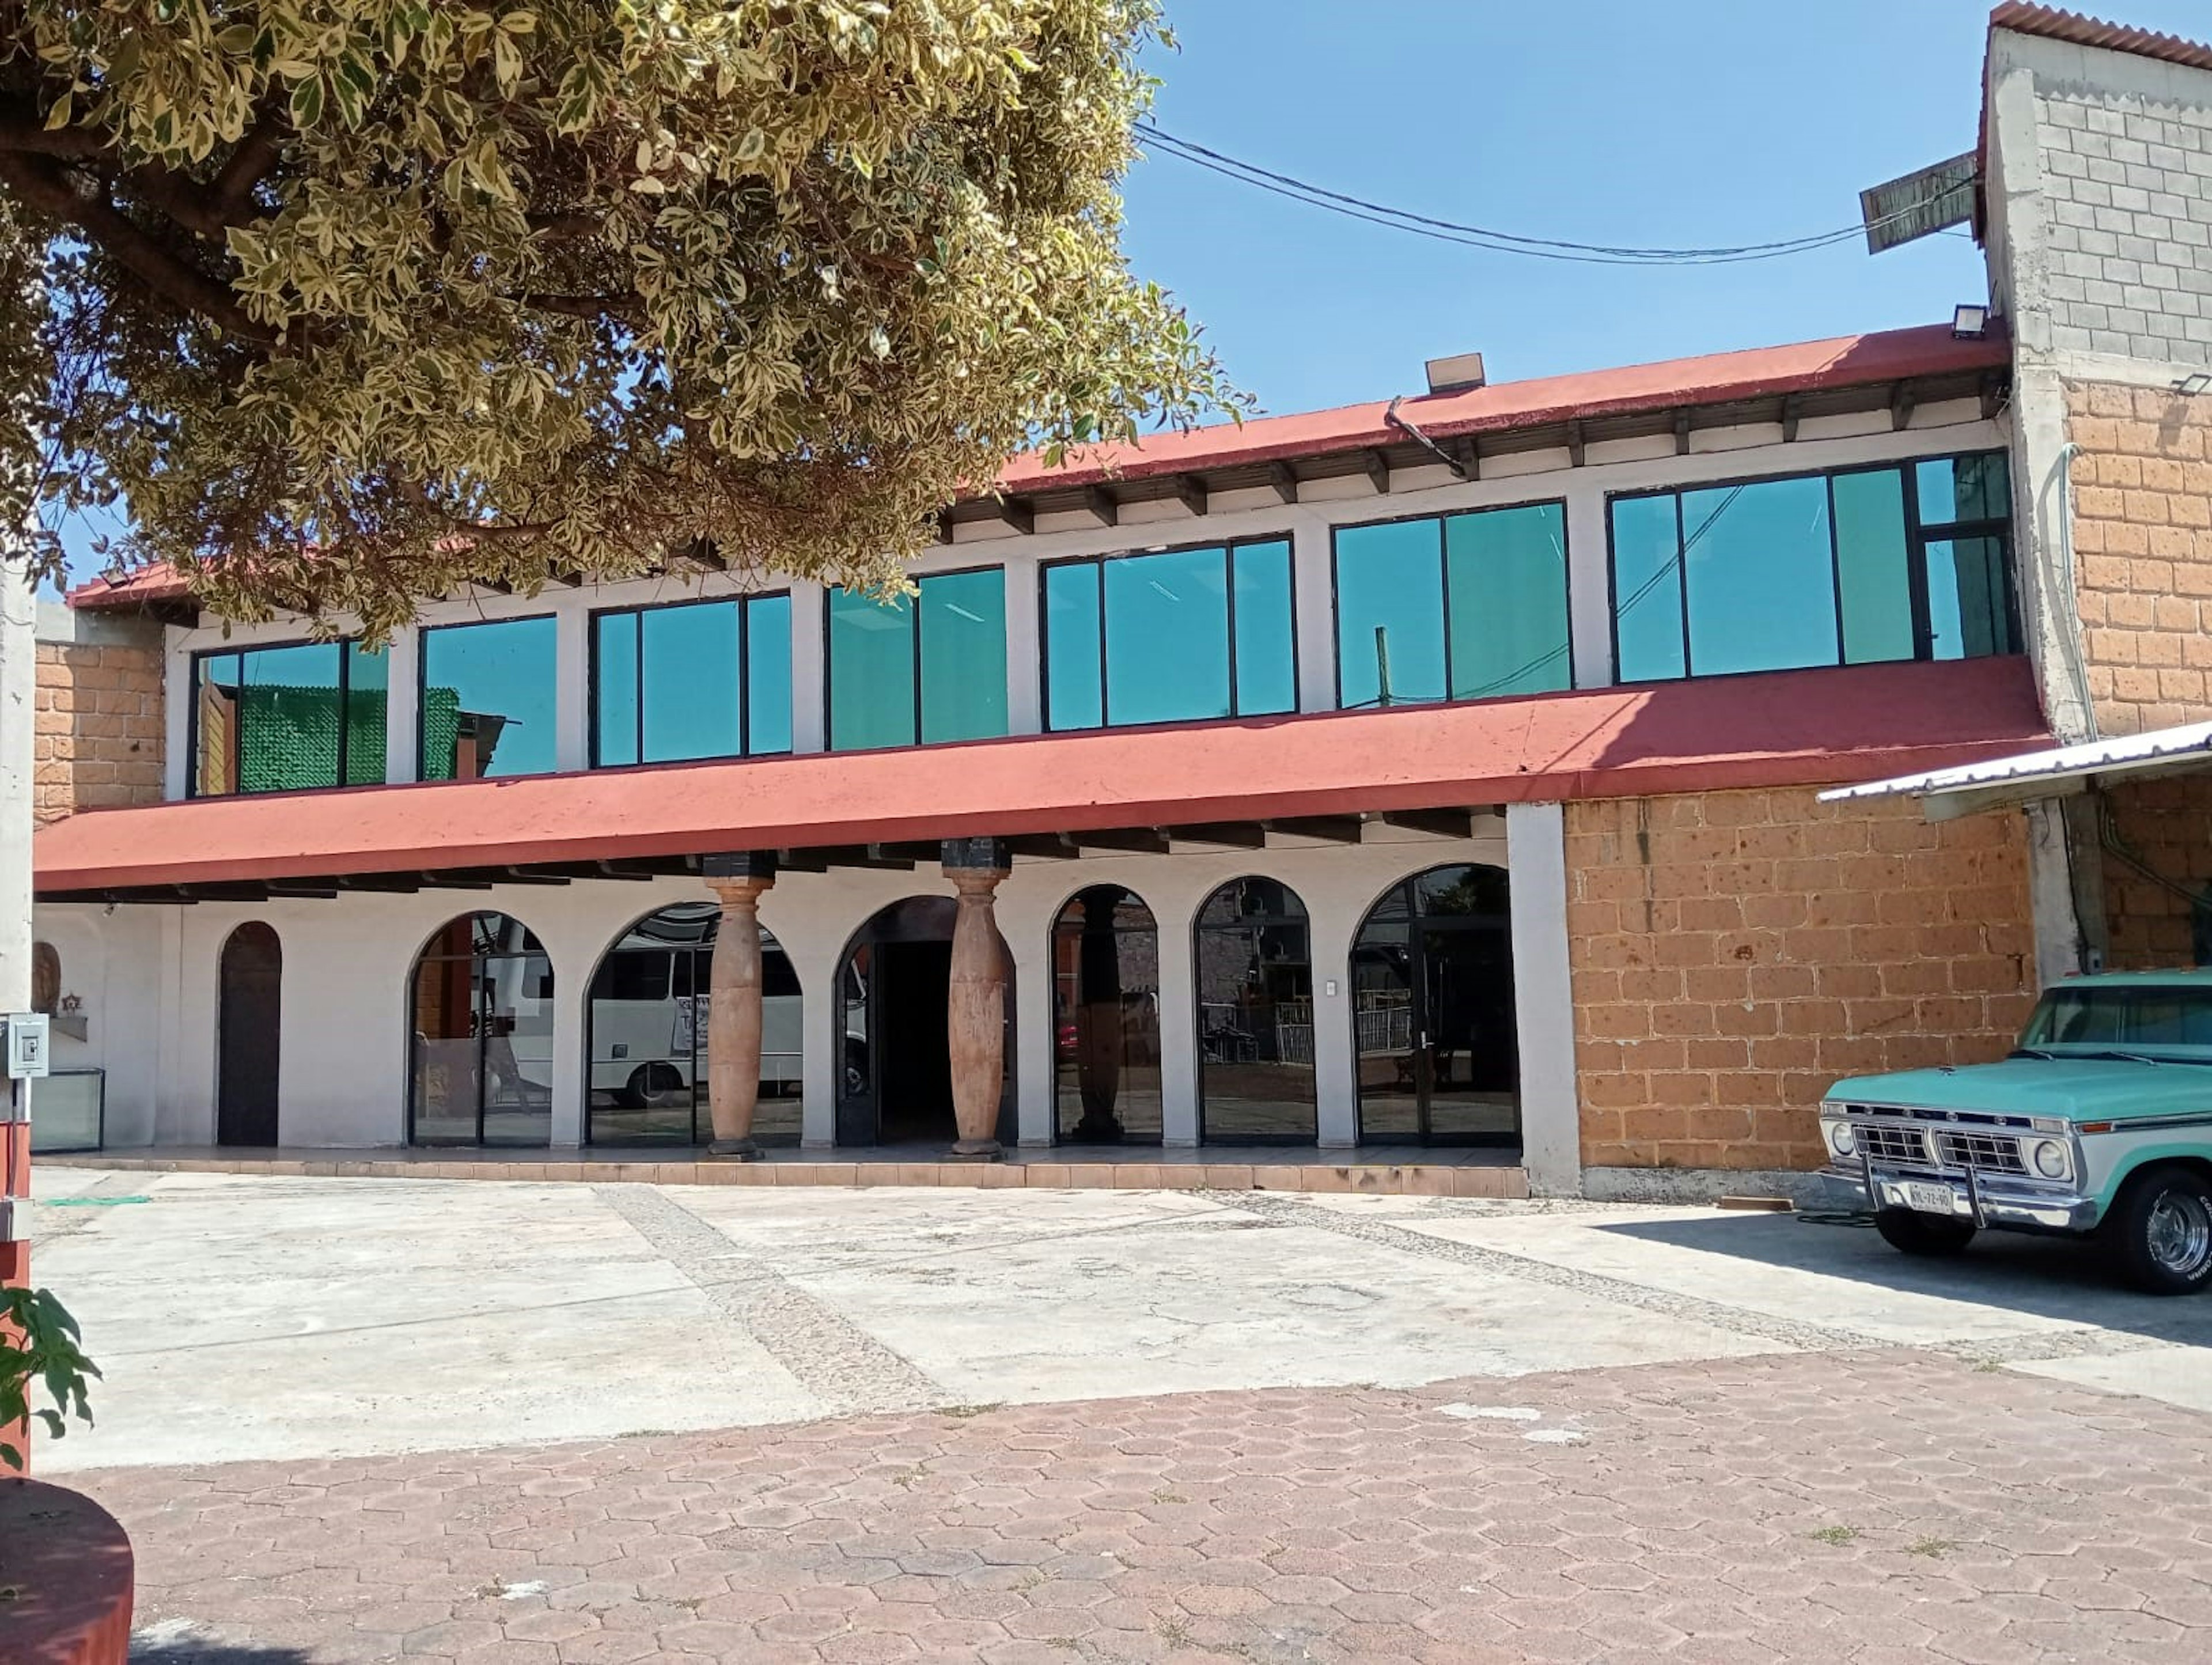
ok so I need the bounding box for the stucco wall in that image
[1565,788,2039,1174]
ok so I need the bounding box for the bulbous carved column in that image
[703,852,777,1160]
[943,838,1012,1161]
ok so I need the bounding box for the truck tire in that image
[619,1062,684,1110]
[2103,1165,2212,1296]
[1874,1209,1977,1257]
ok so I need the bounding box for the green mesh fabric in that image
[235,686,390,792]
[420,686,464,781]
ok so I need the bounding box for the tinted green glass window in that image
[345,644,389,785]
[1609,495,1686,681]
[1917,452,2009,526]
[1336,518,1446,708]
[827,587,915,751]
[1832,470,1914,665]
[1681,476,1838,676]
[1925,536,2012,659]
[1105,547,1231,725]
[1445,504,1570,699]
[194,639,387,795]
[642,600,741,762]
[745,594,793,754]
[1231,540,1297,716]
[420,615,558,780]
[1044,563,1104,731]
[918,569,1009,743]
[594,612,641,766]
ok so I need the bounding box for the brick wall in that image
[2067,379,2212,736]
[33,631,165,823]
[2100,773,2212,970]
[1566,788,2039,1174]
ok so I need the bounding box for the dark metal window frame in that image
[1603,449,2017,686]
[822,564,1007,751]
[416,612,559,781]
[1039,534,1300,733]
[586,590,793,769]
[186,637,371,799]
[1327,497,1574,712]
[1191,876,1319,1147]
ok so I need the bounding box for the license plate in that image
[1903,1182,1959,1215]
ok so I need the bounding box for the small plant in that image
[1908,1537,1959,1559]
[2,1286,99,1471]
[1806,1525,1861,1546]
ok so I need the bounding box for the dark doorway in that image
[1353,865,1519,1145]
[217,922,282,1146]
[836,896,1014,1148]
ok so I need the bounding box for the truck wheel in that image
[2104,1166,2212,1296]
[619,1063,684,1110]
[1875,1210,1977,1257]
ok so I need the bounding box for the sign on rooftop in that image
[1859,153,1978,254]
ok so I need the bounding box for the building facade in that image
[24,5,2212,1197]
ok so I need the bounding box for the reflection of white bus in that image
[588,932,809,1105]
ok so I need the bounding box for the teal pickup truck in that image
[1821,970,2212,1295]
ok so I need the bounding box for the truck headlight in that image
[1825,1119,1858,1159]
[2028,1138,2070,1180]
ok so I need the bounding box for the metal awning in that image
[1821,721,2212,820]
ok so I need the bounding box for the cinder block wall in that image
[33,607,166,824]
[1565,788,2038,1173]
[2067,379,2212,737]
[2100,773,2212,970]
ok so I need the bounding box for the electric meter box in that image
[4,1011,50,1080]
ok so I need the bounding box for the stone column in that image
[703,852,777,1159]
[943,838,1012,1160]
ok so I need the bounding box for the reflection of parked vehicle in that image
[1820,971,2212,1295]
[589,940,805,1104]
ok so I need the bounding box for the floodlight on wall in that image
[2175,372,2212,397]
[1951,304,1990,340]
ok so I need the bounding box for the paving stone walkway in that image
[88,1346,2212,1665]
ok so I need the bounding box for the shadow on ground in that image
[134,1634,313,1663]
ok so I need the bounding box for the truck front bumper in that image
[1823,1163,2101,1233]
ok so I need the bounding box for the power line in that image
[1134,122,1957,266]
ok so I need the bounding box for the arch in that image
[1351,862,1518,1146]
[408,910,554,1147]
[1049,884,1162,1145]
[584,902,802,1148]
[1192,876,1316,1144]
[835,895,1014,1148]
[217,922,283,1146]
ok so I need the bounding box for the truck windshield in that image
[2018,983,2212,1062]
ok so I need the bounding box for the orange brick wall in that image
[33,635,165,823]
[1566,787,2039,1173]
[2100,773,2212,972]
[2066,379,2212,738]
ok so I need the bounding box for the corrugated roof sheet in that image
[1988,3,2212,74]
[1821,719,2212,805]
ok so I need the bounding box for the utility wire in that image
[1135,122,1957,266]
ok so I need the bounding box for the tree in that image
[0,0,1240,637]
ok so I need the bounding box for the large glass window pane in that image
[594,611,640,766]
[410,911,551,1148]
[827,587,916,750]
[1680,476,1838,676]
[1832,470,1915,665]
[1230,540,1296,716]
[1053,886,1164,1145]
[745,594,793,754]
[1609,495,1687,682]
[1917,451,2010,526]
[642,599,742,762]
[1044,564,1104,730]
[421,616,558,780]
[918,569,1008,743]
[1336,519,1446,707]
[1105,547,1231,725]
[1924,536,2012,660]
[345,644,389,785]
[1446,504,1571,699]
[1194,877,1316,1143]
[237,641,343,792]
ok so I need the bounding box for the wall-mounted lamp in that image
[1951,304,1990,340]
[2174,372,2212,397]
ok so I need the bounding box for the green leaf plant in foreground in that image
[1,1285,98,1472]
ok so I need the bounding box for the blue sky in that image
[1122,0,2208,417]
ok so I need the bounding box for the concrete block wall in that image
[1565,788,2038,1174]
[2034,87,2212,365]
[2065,378,2212,735]
[32,606,165,824]
[2099,772,2212,970]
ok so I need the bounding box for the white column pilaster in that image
[1563,483,1615,689]
[1156,907,1200,1146]
[553,607,590,773]
[1003,561,1041,736]
[1506,801,1581,1195]
[1289,510,1336,713]
[1011,910,1055,1144]
[1309,902,1359,1149]
[788,581,827,754]
[382,626,421,784]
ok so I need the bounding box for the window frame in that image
[1039,533,1301,733]
[1603,450,2016,686]
[821,564,1008,751]
[186,636,379,799]
[1327,497,1574,712]
[586,589,792,769]
[416,612,560,782]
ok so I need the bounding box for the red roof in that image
[67,321,2008,615]
[1988,4,2212,73]
[34,657,2049,895]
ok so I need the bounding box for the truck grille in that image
[1858,1125,1931,1164]
[1934,1131,2028,1175]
